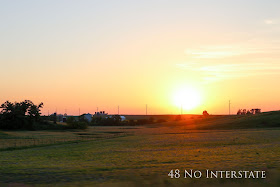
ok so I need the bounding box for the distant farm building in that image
[94,111,108,118]
[58,114,64,122]
[84,113,93,122]
[120,116,126,121]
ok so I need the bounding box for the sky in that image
[1,0,280,115]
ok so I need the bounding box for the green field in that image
[0,112,280,186]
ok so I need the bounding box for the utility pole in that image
[229,100,231,115]
[118,105,119,115]
[146,104,147,115]
[79,108,80,116]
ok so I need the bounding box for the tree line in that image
[0,100,85,130]
[0,100,44,130]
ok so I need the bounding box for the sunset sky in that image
[1,0,280,115]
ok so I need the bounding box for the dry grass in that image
[0,129,127,150]
[0,120,279,186]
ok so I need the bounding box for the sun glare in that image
[173,87,201,111]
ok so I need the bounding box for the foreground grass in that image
[0,124,279,186]
[0,129,127,150]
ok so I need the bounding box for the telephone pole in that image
[229,100,231,115]
[146,104,147,115]
[118,105,119,115]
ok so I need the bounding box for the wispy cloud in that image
[264,19,278,25]
[184,45,265,59]
[176,62,280,83]
[180,36,280,82]
[199,63,280,72]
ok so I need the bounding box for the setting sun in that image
[173,87,202,111]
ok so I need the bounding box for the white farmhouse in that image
[84,113,93,122]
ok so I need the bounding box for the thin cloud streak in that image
[184,45,279,59]
[264,19,279,25]
[176,62,280,83]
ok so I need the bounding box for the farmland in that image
[0,112,280,186]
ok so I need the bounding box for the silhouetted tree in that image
[246,110,252,115]
[203,110,209,116]
[237,109,242,115]
[66,116,88,129]
[49,113,57,124]
[0,100,43,130]
[112,115,121,124]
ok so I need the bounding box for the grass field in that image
[0,112,280,186]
